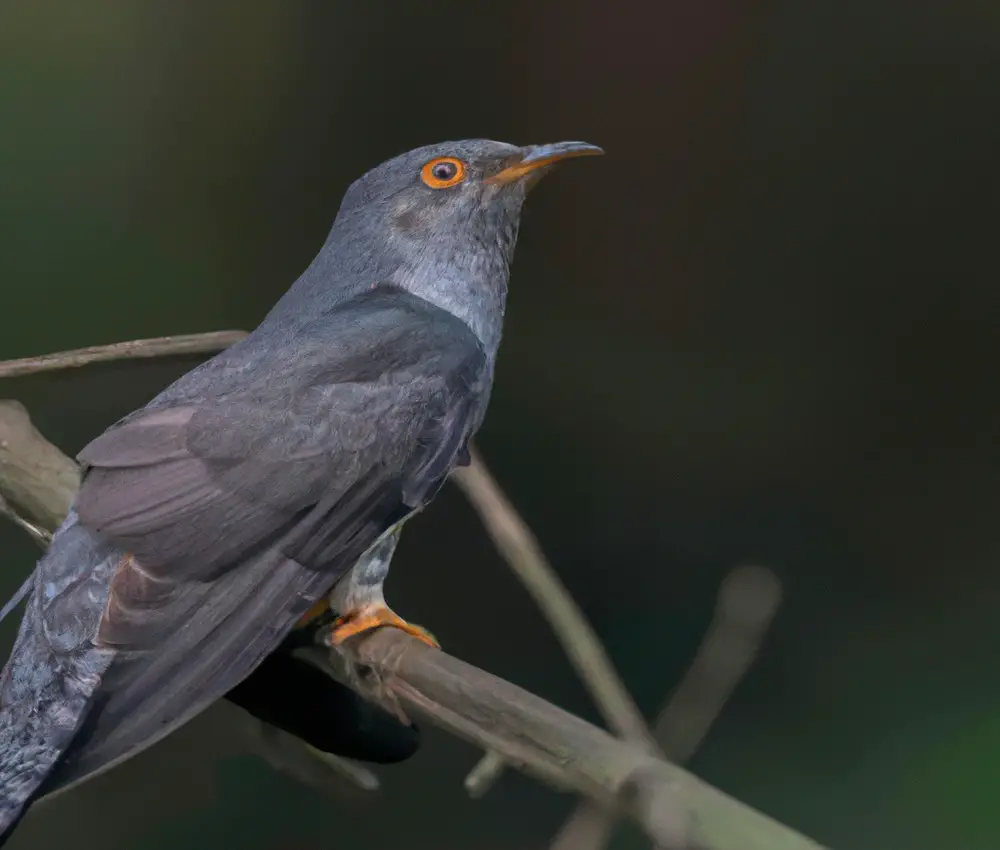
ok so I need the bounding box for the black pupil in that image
[432,161,457,181]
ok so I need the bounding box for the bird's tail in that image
[0,571,37,847]
[0,512,117,842]
[0,802,27,847]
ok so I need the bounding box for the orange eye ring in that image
[420,157,466,189]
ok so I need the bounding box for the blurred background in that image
[2,1,999,848]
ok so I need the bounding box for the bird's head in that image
[276,139,602,352]
[336,139,602,249]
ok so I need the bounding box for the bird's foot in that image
[326,605,440,650]
[295,597,331,629]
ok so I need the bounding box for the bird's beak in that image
[486,141,604,186]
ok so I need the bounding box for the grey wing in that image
[42,289,489,791]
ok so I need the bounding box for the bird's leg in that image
[319,527,436,726]
[295,597,332,629]
[325,527,439,650]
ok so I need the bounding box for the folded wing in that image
[45,287,488,790]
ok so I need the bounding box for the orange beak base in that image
[486,141,604,185]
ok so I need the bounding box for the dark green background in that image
[2,2,998,848]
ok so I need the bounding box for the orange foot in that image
[296,597,331,628]
[327,605,440,649]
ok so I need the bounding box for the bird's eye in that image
[420,157,466,189]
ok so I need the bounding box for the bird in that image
[0,137,602,843]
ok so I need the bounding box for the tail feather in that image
[0,512,117,840]
[0,604,105,834]
[0,804,27,848]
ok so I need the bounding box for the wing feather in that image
[37,288,489,792]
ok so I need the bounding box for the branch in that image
[550,565,783,850]
[452,452,661,804]
[0,493,51,549]
[452,450,654,747]
[653,565,783,764]
[0,400,79,530]
[0,375,829,850]
[451,429,785,850]
[0,331,248,380]
[308,632,824,850]
[243,714,381,796]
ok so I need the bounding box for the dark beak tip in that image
[521,141,605,164]
[487,141,603,185]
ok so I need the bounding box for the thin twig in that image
[464,751,506,798]
[550,565,783,850]
[0,493,51,548]
[453,448,664,824]
[0,331,247,380]
[654,565,782,762]
[248,718,381,795]
[452,448,659,770]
